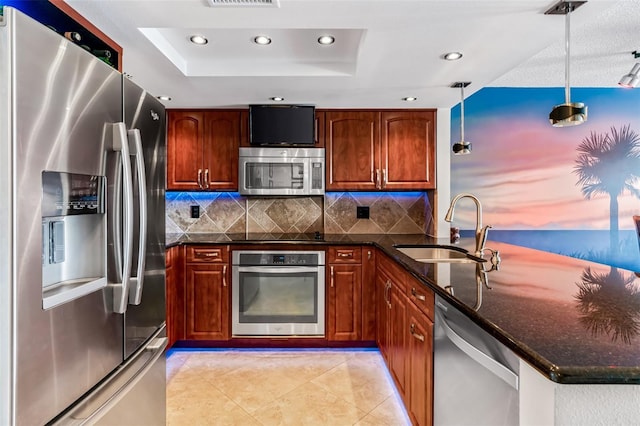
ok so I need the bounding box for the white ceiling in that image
[64,0,639,109]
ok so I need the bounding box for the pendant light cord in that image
[460,85,465,141]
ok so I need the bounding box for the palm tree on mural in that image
[574,266,640,344]
[574,124,640,256]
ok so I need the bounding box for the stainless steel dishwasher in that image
[434,295,520,425]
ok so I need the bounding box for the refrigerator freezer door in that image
[123,77,167,358]
[51,325,168,426]
[0,8,124,425]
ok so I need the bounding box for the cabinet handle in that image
[330,266,334,287]
[197,169,203,189]
[198,252,219,258]
[367,250,371,260]
[375,169,381,189]
[411,287,426,301]
[384,280,392,307]
[337,252,352,258]
[204,168,210,189]
[410,323,425,342]
[222,265,227,287]
[382,169,387,188]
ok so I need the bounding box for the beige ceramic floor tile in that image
[252,381,367,426]
[166,352,190,383]
[367,394,411,426]
[166,350,409,426]
[353,412,395,426]
[212,363,310,413]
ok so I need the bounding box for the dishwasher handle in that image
[437,308,519,390]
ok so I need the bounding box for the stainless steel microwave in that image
[238,147,325,196]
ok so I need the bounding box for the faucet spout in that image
[444,193,490,256]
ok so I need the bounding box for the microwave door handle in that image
[127,129,147,305]
[111,123,134,314]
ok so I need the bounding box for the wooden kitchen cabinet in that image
[165,246,184,348]
[325,110,436,191]
[381,110,436,190]
[327,247,363,341]
[167,110,242,191]
[376,252,408,398]
[325,111,379,190]
[185,246,230,340]
[406,284,434,426]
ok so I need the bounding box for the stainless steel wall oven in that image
[231,250,325,336]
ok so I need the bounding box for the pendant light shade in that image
[546,1,587,127]
[452,82,471,155]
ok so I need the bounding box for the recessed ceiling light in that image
[443,51,463,61]
[317,35,335,45]
[189,35,208,45]
[270,97,284,101]
[402,97,417,102]
[157,95,172,101]
[254,35,272,45]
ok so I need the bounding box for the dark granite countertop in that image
[166,232,640,384]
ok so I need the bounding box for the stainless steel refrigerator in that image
[0,7,167,425]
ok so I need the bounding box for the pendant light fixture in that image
[546,0,588,127]
[619,51,640,88]
[451,82,471,155]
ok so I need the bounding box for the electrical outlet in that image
[356,206,370,219]
[190,205,200,218]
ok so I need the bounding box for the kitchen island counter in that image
[166,232,640,385]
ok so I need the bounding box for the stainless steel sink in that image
[394,245,485,263]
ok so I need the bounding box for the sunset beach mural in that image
[450,87,640,271]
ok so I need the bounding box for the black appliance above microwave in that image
[249,104,315,146]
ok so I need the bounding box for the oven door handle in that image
[236,266,320,274]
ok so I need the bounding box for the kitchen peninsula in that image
[167,232,640,425]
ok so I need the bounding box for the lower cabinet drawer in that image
[186,246,228,263]
[407,280,434,321]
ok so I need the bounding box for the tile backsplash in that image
[166,191,432,235]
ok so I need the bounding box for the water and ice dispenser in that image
[41,171,107,309]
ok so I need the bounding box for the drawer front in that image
[328,247,362,264]
[186,246,228,263]
[377,253,407,293]
[407,279,434,321]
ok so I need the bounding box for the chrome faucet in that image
[444,193,492,256]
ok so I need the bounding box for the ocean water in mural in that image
[451,87,640,272]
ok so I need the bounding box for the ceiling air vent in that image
[206,0,280,7]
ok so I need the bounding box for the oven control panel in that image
[234,251,325,266]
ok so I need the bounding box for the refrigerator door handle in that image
[111,123,134,314]
[127,128,147,305]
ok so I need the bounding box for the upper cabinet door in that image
[381,110,436,190]
[203,111,241,190]
[325,111,379,190]
[167,111,205,190]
